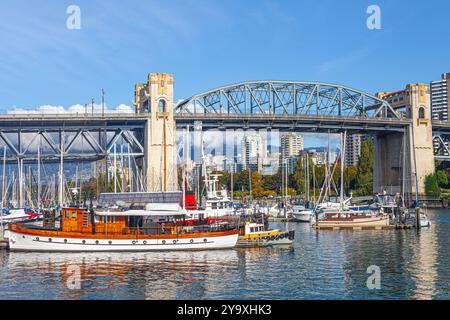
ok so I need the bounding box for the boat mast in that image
[326,130,331,201]
[312,160,316,207]
[18,157,23,208]
[305,153,310,203]
[59,130,64,209]
[340,131,347,214]
[113,144,117,193]
[121,144,125,192]
[37,138,41,210]
[127,146,132,192]
[1,146,5,236]
[1,146,6,210]
[182,127,187,210]
[230,161,234,203]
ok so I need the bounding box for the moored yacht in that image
[7,205,239,252]
[292,205,315,222]
[1,208,42,227]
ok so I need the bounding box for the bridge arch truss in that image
[176,81,399,119]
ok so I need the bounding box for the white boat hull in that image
[8,231,239,252]
[293,211,314,222]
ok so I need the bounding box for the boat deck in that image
[313,224,415,231]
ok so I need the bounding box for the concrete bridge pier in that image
[373,131,406,195]
[134,73,178,192]
[375,84,435,197]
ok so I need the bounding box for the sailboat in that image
[292,154,315,222]
[313,132,390,229]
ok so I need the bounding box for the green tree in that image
[292,157,305,193]
[355,139,374,196]
[425,173,441,197]
[436,170,448,188]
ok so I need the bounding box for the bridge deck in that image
[0,113,413,133]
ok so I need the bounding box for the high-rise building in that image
[431,73,450,156]
[345,133,362,167]
[281,133,304,159]
[431,73,450,121]
[240,134,266,172]
[280,133,304,174]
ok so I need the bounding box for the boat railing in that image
[124,223,238,236]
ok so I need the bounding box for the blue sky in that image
[0,0,449,146]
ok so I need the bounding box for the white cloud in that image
[7,103,134,115]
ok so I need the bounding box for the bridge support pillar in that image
[375,84,435,197]
[373,132,405,195]
[135,73,178,192]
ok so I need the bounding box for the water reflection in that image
[0,209,449,300]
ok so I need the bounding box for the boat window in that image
[110,216,115,223]
[65,211,69,218]
[71,212,77,219]
[103,216,107,223]
[212,203,217,209]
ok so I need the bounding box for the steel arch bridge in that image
[175,81,400,119]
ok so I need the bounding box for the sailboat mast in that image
[37,139,41,210]
[113,144,117,193]
[1,146,6,209]
[230,162,234,203]
[340,131,346,213]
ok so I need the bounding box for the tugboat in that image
[236,221,295,247]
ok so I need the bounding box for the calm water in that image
[0,209,449,300]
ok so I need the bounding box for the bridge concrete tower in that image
[375,84,435,195]
[134,73,177,192]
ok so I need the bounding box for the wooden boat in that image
[313,214,390,229]
[7,206,239,252]
[236,222,295,247]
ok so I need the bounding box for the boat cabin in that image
[61,207,187,235]
[62,208,127,234]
